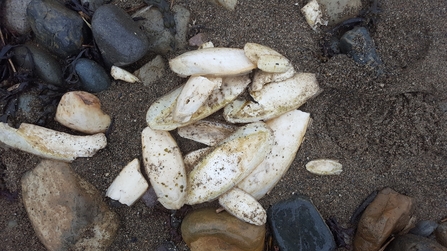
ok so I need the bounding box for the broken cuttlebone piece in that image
[243,43,293,73]
[0,122,107,162]
[174,76,222,123]
[218,188,266,225]
[111,66,141,83]
[106,159,149,206]
[251,67,296,92]
[177,120,238,146]
[301,0,328,30]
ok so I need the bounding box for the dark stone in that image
[13,43,64,86]
[435,222,447,248]
[339,26,383,74]
[27,0,88,58]
[74,58,111,93]
[409,220,439,237]
[92,4,149,66]
[268,194,336,251]
[385,234,447,251]
[80,0,111,12]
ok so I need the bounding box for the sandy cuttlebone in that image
[146,75,251,131]
[224,72,320,123]
[141,127,187,209]
[207,0,238,11]
[173,76,222,123]
[169,47,256,77]
[110,65,141,83]
[55,91,111,134]
[218,188,266,225]
[236,110,311,200]
[0,122,107,162]
[306,159,343,175]
[251,67,296,92]
[177,120,238,146]
[185,122,274,205]
[301,0,328,30]
[243,43,293,73]
[106,158,149,206]
[183,147,212,173]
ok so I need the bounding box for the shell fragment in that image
[224,73,320,123]
[218,188,266,225]
[237,110,310,200]
[185,122,273,205]
[301,0,328,30]
[141,127,187,209]
[0,122,107,162]
[169,48,256,77]
[305,159,343,175]
[147,75,251,131]
[106,159,149,206]
[111,66,141,83]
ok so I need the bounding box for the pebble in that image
[74,58,111,92]
[13,43,64,86]
[133,5,190,55]
[92,4,149,66]
[385,234,447,251]
[27,0,88,58]
[133,55,167,86]
[55,91,111,134]
[409,220,439,237]
[21,160,119,250]
[339,27,383,74]
[2,0,32,34]
[268,194,336,251]
[353,187,415,251]
[181,208,265,251]
[17,93,43,122]
[435,222,447,247]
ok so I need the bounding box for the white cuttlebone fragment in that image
[177,120,238,146]
[183,147,211,173]
[173,76,222,123]
[146,74,251,131]
[257,54,293,73]
[0,122,107,162]
[223,73,320,123]
[185,122,273,205]
[218,188,266,225]
[243,43,284,64]
[55,91,111,134]
[111,66,141,83]
[207,0,238,11]
[106,159,149,206]
[237,110,310,200]
[141,127,187,209]
[169,48,256,77]
[305,159,343,175]
[301,0,328,30]
[199,41,214,49]
[251,67,296,92]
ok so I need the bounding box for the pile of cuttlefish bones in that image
[0,42,337,225]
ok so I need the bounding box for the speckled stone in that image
[268,194,336,251]
[181,208,265,251]
[385,234,447,251]
[21,160,119,251]
[27,0,88,58]
[92,4,149,66]
[2,0,33,34]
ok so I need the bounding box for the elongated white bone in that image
[173,76,222,123]
[177,120,238,146]
[111,66,141,83]
[237,110,310,200]
[141,127,187,209]
[146,75,251,131]
[224,73,320,123]
[218,188,266,225]
[169,48,256,77]
[106,159,149,206]
[306,159,343,175]
[185,122,273,205]
[0,122,107,162]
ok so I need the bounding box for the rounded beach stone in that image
[27,0,88,58]
[74,58,111,93]
[2,0,33,34]
[21,160,119,251]
[92,4,149,66]
[181,208,265,251]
